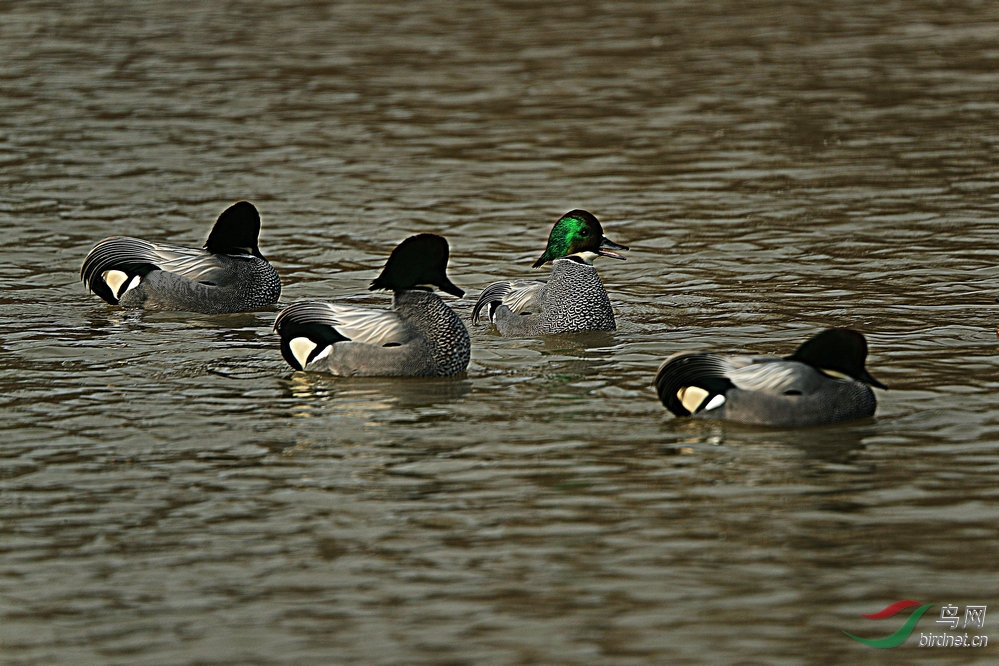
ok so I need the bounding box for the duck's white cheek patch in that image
[678,386,710,413]
[289,337,318,369]
[312,345,332,362]
[704,394,726,411]
[820,368,852,381]
[571,250,599,265]
[103,270,130,296]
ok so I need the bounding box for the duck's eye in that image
[580,229,590,237]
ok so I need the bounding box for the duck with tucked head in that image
[471,209,628,336]
[81,201,281,314]
[654,328,887,427]
[274,234,470,377]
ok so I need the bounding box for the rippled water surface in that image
[2,1,998,662]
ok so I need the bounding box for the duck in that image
[653,328,887,427]
[274,233,470,377]
[471,209,628,335]
[81,201,281,314]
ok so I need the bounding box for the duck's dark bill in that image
[599,236,628,260]
[861,369,888,390]
[439,276,465,298]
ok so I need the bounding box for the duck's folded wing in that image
[472,279,547,323]
[81,237,227,304]
[274,301,413,370]
[726,358,809,393]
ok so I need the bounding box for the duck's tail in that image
[273,302,350,370]
[654,353,734,416]
[471,281,513,323]
[81,237,160,304]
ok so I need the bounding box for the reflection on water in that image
[1,0,999,662]
[283,373,473,421]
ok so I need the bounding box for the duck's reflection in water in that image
[282,372,472,422]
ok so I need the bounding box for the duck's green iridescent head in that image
[532,210,628,268]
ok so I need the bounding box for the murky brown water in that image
[2,1,998,662]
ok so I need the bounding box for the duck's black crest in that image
[205,201,262,256]
[786,327,885,387]
[369,233,464,297]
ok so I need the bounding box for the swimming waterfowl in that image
[654,328,887,427]
[81,201,281,314]
[471,209,628,335]
[274,233,470,377]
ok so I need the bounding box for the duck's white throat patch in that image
[570,250,599,265]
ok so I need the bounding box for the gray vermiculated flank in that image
[704,379,877,427]
[493,259,615,336]
[118,254,281,314]
[394,289,470,375]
